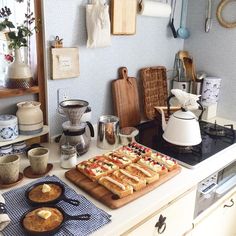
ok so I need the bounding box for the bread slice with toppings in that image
[104,151,132,168]
[76,161,110,181]
[127,142,152,157]
[112,169,146,191]
[125,163,159,184]
[116,146,141,162]
[88,156,119,172]
[138,156,168,175]
[98,175,133,198]
[151,153,178,171]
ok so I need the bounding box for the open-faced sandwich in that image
[112,169,146,191]
[98,174,133,198]
[89,156,119,172]
[138,156,168,175]
[151,152,178,171]
[77,161,111,181]
[125,163,159,184]
[116,146,141,162]
[104,151,132,168]
[127,142,152,157]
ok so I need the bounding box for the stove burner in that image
[152,121,236,169]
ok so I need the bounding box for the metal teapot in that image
[157,94,204,146]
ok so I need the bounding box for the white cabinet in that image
[122,187,196,236]
[192,187,236,236]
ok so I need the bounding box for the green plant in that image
[0,6,36,49]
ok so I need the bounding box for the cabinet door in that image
[192,189,236,236]
[125,188,196,236]
[222,191,236,236]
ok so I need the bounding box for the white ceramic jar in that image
[16,101,43,135]
[0,115,18,141]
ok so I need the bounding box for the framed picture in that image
[51,47,79,80]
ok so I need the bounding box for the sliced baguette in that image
[112,169,146,191]
[116,146,141,162]
[125,163,159,184]
[98,175,133,198]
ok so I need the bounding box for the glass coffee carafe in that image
[58,99,94,156]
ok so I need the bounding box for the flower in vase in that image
[0,6,37,50]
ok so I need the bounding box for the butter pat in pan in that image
[37,210,52,219]
[42,184,51,193]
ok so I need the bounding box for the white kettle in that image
[157,94,204,146]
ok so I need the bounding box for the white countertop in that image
[1,116,236,236]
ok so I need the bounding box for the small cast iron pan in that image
[25,181,80,206]
[20,205,91,236]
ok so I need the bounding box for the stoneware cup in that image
[28,147,49,174]
[0,155,20,184]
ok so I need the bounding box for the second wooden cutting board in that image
[112,67,141,128]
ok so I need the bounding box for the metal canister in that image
[60,144,77,169]
[97,115,119,150]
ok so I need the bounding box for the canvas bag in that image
[86,0,111,48]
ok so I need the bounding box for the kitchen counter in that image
[1,116,236,236]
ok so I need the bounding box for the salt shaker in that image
[60,144,77,169]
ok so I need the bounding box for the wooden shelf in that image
[0,86,40,98]
[0,125,49,147]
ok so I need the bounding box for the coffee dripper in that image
[58,99,94,156]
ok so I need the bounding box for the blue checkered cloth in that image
[2,175,111,236]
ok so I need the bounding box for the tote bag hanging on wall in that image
[86,0,111,48]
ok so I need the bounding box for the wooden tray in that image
[65,166,181,209]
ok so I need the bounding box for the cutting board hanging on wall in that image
[112,67,141,128]
[111,0,137,35]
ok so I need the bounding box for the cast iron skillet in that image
[25,181,80,206]
[20,205,91,236]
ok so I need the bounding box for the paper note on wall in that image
[51,48,80,79]
[58,56,72,71]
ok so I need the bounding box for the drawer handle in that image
[224,199,234,208]
[155,214,167,234]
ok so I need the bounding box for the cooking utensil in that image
[21,205,90,236]
[156,94,204,146]
[177,0,190,39]
[97,115,120,150]
[205,0,212,32]
[25,181,80,206]
[112,67,141,128]
[169,0,177,38]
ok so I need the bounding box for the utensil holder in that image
[172,80,190,92]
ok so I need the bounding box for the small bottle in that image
[60,144,77,169]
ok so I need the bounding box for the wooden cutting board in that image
[111,0,137,35]
[112,67,141,128]
[65,166,181,209]
[140,66,168,120]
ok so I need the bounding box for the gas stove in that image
[152,121,236,169]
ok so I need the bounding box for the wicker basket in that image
[140,66,168,120]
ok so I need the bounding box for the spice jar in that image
[60,144,77,169]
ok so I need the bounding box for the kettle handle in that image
[86,121,95,137]
[167,94,204,121]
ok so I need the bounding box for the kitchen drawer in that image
[122,187,196,236]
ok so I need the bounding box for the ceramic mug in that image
[28,147,49,174]
[0,155,20,184]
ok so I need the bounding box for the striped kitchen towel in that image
[2,175,111,236]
